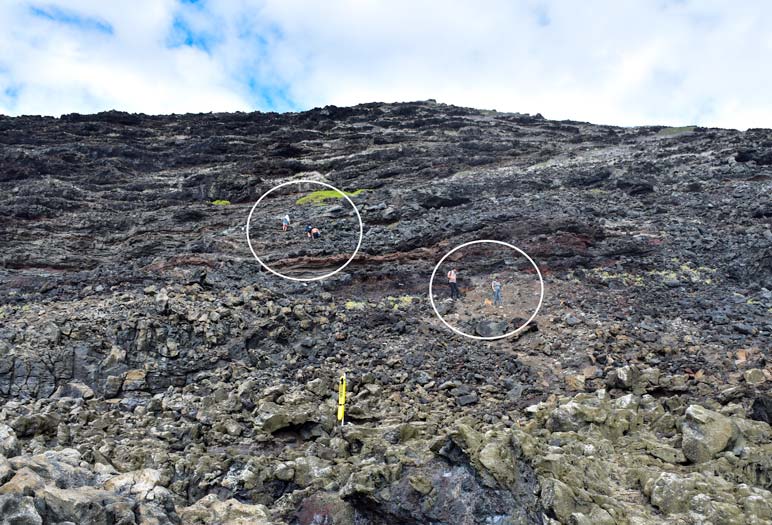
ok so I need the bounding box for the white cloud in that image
[0,0,250,115]
[0,0,770,129]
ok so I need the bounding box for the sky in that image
[0,0,770,129]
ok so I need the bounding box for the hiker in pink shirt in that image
[447,268,460,300]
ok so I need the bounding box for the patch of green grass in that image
[387,295,416,309]
[591,268,645,287]
[211,199,231,206]
[590,262,717,287]
[648,262,715,285]
[296,189,366,205]
[656,126,696,137]
[648,269,679,281]
[345,301,366,311]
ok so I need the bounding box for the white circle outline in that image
[428,240,544,341]
[246,179,364,282]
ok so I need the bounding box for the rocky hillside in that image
[0,101,770,524]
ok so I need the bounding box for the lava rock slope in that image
[0,101,770,524]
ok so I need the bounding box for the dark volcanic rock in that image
[474,320,508,338]
[0,101,770,524]
[751,395,772,424]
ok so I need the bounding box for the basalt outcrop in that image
[0,101,770,524]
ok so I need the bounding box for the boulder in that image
[0,425,19,458]
[605,365,639,390]
[295,492,354,525]
[254,401,318,433]
[3,450,95,493]
[750,395,772,424]
[456,393,479,406]
[305,378,328,397]
[36,485,119,524]
[122,369,147,391]
[104,468,164,500]
[0,457,12,485]
[681,405,735,464]
[179,494,271,525]
[273,463,294,481]
[569,506,615,525]
[0,494,42,525]
[744,368,766,386]
[474,320,508,338]
[546,395,608,433]
[0,468,45,495]
[541,478,582,523]
[293,456,334,488]
[649,472,696,514]
[10,414,59,438]
[51,381,94,399]
[648,471,751,523]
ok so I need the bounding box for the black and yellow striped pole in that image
[337,372,346,426]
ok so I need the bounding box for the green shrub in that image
[296,189,366,205]
[211,199,231,206]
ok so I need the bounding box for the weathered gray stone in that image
[104,468,163,500]
[179,494,271,525]
[0,425,19,458]
[649,472,696,514]
[51,381,94,399]
[293,456,333,488]
[0,457,12,485]
[0,494,42,525]
[744,368,766,386]
[9,414,59,439]
[474,320,508,338]
[682,405,735,463]
[255,401,318,434]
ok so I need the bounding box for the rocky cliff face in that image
[0,101,770,524]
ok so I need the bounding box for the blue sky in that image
[0,0,770,129]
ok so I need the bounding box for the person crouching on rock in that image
[282,214,291,232]
[491,277,502,307]
[307,226,321,240]
[448,268,460,300]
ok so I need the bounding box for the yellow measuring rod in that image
[337,372,347,426]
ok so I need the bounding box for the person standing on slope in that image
[448,268,460,300]
[282,214,291,232]
[491,277,503,307]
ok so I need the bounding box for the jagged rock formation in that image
[0,101,770,524]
